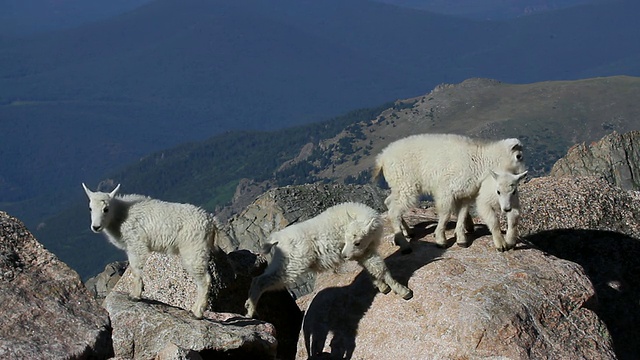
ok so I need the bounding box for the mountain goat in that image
[373,133,525,252]
[82,183,216,319]
[474,170,527,251]
[244,202,413,318]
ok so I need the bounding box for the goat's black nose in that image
[92,226,101,231]
[504,208,512,212]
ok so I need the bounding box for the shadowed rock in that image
[519,175,640,360]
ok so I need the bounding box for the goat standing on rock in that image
[245,202,412,318]
[472,170,527,251]
[373,133,526,252]
[82,183,216,319]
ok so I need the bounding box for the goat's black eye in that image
[497,190,501,195]
[516,154,522,160]
[103,207,109,213]
[354,241,361,247]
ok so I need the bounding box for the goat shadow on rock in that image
[409,219,492,249]
[524,229,640,360]
[301,240,444,360]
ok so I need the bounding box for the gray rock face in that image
[295,207,616,359]
[105,291,277,360]
[550,130,640,190]
[0,211,113,359]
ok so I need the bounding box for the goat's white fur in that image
[474,170,527,251]
[245,202,412,318]
[373,133,525,252]
[82,183,216,319]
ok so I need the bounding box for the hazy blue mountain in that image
[374,0,612,19]
[0,0,611,35]
[0,0,154,35]
[1,0,639,234]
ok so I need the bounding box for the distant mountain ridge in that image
[2,0,640,211]
[374,0,611,19]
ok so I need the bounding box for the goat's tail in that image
[371,157,384,183]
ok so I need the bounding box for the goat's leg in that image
[434,196,454,247]
[181,248,212,319]
[359,252,412,300]
[464,212,475,234]
[505,209,520,249]
[245,268,288,318]
[127,250,148,300]
[387,198,412,254]
[454,203,470,247]
[477,202,507,251]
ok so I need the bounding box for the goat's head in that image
[501,138,526,173]
[490,170,527,213]
[342,213,380,260]
[82,183,120,233]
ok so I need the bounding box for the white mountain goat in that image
[473,170,527,250]
[373,133,525,252]
[244,202,413,318]
[82,183,216,319]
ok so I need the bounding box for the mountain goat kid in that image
[82,183,216,319]
[474,170,527,251]
[373,133,525,252]
[244,202,413,318]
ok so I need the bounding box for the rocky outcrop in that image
[294,207,616,359]
[0,211,113,359]
[85,260,128,303]
[550,130,640,190]
[107,248,302,360]
[105,292,277,360]
[518,175,640,360]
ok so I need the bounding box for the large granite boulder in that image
[294,208,616,359]
[0,211,112,359]
[519,175,640,359]
[107,248,302,360]
[105,292,277,360]
[550,130,640,190]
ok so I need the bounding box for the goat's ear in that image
[109,184,121,198]
[82,183,92,197]
[365,217,377,231]
[346,211,354,221]
[490,170,499,180]
[516,171,528,181]
[504,138,523,152]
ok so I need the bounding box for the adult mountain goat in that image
[82,183,216,319]
[373,133,525,252]
[245,202,412,318]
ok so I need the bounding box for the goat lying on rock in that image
[373,133,526,252]
[245,202,412,318]
[82,183,216,319]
